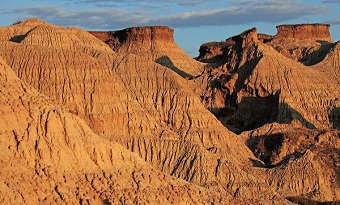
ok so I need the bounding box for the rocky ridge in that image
[194,25,339,132]
[193,23,340,203]
[0,19,339,204]
[268,24,334,65]
[274,24,331,41]
[0,55,240,204]
[0,19,293,204]
[90,26,205,77]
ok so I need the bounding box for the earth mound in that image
[0,19,339,204]
[194,23,340,202]
[0,19,293,203]
[0,55,236,204]
[194,24,339,133]
[90,26,205,77]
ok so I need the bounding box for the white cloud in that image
[328,17,340,24]
[150,1,328,27]
[6,6,150,29]
[37,0,219,7]
[3,0,329,29]
[323,0,340,3]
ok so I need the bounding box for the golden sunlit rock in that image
[0,19,338,204]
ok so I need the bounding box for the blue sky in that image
[1,0,340,56]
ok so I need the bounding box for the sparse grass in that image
[12,20,23,25]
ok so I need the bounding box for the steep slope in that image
[0,55,238,204]
[0,18,112,56]
[196,24,334,66]
[317,40,340,77]
[90,26,205,77]
[193,25,340,202]
[0,19,292,202]
[248,43,340,130]
[242,123,340,203]
[267,24,334,65]
[314,41,340,130]
[194,26,340,133]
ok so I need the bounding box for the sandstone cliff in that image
[194,25,339,133]
[0,19,293,203]
[196,24,334,66]
[90,26,205,77]
[274,24,331,42]
[0,55,242,204]
[268,24,333,65]
[0,18,339,204]
[194,24,340,202]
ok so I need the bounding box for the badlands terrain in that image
[0,18,339,204]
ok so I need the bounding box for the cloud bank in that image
[323,0,340,3]
[150,1,327,27]
[64,0,220,7]
[3,0,328,29]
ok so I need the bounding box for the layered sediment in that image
[193,23,340,202]
[195,24,340,131]
[274,24,331,42]
[0,55,235,204]
[0,19,292,203]
[90,26,205,77]
[0,19,339,204]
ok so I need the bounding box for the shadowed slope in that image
[194,25,340,202]
[242,123,340,202]
[194,27,340,133]
[268,24,333,65]
[90,26,205,77]
[0,19,292,202]
[0,55,242,204]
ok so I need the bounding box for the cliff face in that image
[90,26,205,77]
[196,28,260,64]
[196,24,333,66]
[274,24,331,42]
[193,23,340,202]
[91,26,176,53]
[115,26,175,51]
[268,24,334,65]
[0,19,295,204]
[195,24,339,132]
[0,55,236,204]
[0,19,339,204]
[194,28,269,133]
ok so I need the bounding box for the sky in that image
[1,0,340,57]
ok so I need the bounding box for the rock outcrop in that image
[90,26,205,77]
[274,24,331,42]
[0,18,339,204]
[268,24,333,65]
[194,25,339,133]
[196,24,334,66]
[242,123,340,202]
[0,55,239,204]
[195,28,260,65]
[0,19,294,204]
[194,24,340,202]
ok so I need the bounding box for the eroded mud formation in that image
[0,19,339,204]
